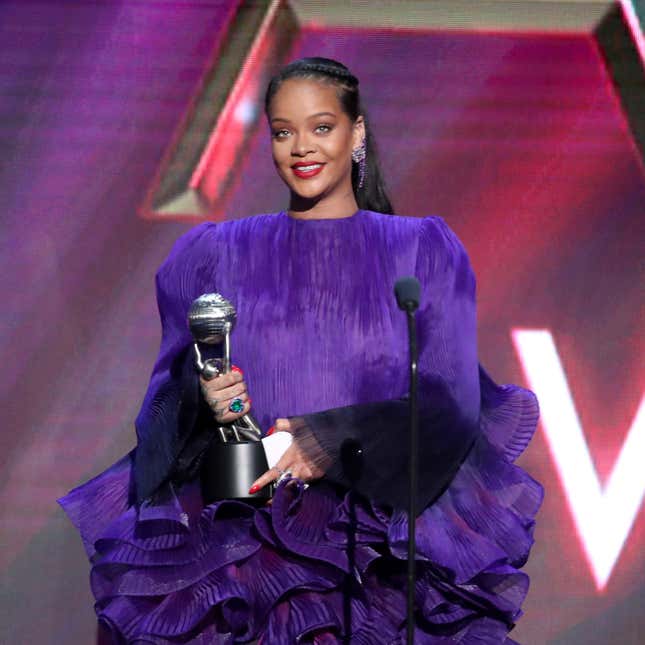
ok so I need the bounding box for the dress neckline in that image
[281,208,364,223]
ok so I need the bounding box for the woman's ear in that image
[353,115,366,149]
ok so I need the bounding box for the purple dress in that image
[59,209,543,644]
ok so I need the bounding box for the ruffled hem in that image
[58,371,543,644]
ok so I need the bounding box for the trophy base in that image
[201,440,271,505]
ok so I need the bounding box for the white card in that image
[261,431,293,469]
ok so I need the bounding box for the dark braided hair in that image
[264,57,394,215]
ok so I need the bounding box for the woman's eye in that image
[272,124,332,139]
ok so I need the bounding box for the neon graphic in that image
[512,329,645,590]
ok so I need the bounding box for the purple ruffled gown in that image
[59,209,543,644]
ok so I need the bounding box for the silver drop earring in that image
[352,138,366,189]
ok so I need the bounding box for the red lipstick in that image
[291,162,325,179]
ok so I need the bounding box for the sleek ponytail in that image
[264,57,395,215]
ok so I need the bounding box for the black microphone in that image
[394,277,420,312]
[394,275,421,645]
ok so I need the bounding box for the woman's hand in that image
[199,366,251,424]
[248,418,325,494]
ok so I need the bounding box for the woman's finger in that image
[200,370,243,393]
[274,417,291,431]
[204,384,247,409]
[200,371,249,423]
[248,466,282,495]
[210,392,251,423]
[248,451,295,494]
[205,378,246,399]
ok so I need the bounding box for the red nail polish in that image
[249,484,260,495]
[231,365,243,375]
[266,426,275,436]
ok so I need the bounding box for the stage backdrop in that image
[0,1,643,643]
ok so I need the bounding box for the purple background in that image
[1,1,643,643]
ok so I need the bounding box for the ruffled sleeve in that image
[133,223,215,504]
[292,216,482,511]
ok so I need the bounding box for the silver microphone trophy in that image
[188,293,270,503]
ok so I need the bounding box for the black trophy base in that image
[201,440,271,505]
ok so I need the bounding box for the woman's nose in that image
[291,133,315,156]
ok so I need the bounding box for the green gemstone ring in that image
[229,398,244,413]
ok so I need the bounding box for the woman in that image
[59,57,543,644]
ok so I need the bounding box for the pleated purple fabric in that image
[59,210,543,643]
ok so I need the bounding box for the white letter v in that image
[512,329,645,590]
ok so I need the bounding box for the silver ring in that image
[275,468,292,485]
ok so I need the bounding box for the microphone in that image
[394,277,420,312]
[394,276,421,645]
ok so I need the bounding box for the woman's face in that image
[268,78,364,205]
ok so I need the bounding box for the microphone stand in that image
[405,306,419,645]
[340,439,363,644]
[394,277,421,645]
